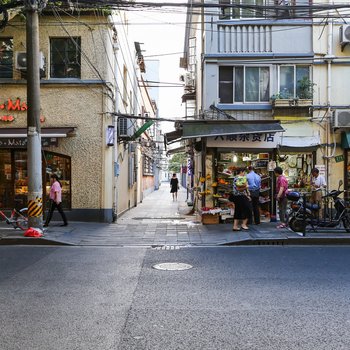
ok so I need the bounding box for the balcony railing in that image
[218,25,272,53]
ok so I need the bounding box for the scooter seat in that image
[305,203,320,211]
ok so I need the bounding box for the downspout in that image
[324,6,335,193]
[112,27,119,221]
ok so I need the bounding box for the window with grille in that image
[50,37,81,78]
[143,156,154,176]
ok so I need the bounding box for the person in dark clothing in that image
[170,173,179,201]
[43,174,68,227]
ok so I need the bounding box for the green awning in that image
[181,121,284,139]
[133,120,154,139]
[342,132,350,149]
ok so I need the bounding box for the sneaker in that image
[60,223,68,227]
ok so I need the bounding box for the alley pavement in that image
[1,182,350,246]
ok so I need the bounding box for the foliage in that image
[168,152,187,173]
[296,76,315,99]
[271,78,315,101]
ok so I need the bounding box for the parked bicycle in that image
[287,180,350,234]
[0,207,28,230]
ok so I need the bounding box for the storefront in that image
[0,128,75,212]
[167,119,324,224]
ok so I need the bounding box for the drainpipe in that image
[324,6,335,193]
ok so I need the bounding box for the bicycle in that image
[0,208,28,230]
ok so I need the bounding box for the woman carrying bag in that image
[229,167,251,231]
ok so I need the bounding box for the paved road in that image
[1,245,350,350]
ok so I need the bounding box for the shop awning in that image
[342,132,350,149]
[181,121,284,139]
[164,129,182,144]
[166,145,186,156]
[278,135,320,150]
[0,127,76,138]
[132,120,154,139]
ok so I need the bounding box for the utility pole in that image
[25,0,43,228]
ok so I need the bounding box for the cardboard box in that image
[201,213,220,225]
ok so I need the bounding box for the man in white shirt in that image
[310,167,327,217]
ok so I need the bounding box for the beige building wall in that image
[1,12,117,221]
[313,15,350,190]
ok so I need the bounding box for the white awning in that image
[278,135,320,148]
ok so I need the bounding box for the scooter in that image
[287,180,350,234]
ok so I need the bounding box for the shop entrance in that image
[213,151,273,223]
[0,149,71,210]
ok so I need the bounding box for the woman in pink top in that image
[43,174,68,227]
[274,166,288,229]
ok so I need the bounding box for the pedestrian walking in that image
[230,167,251,231]
[246,166,261,225]
[170,173,179,201]
[274,166,288,228]
[44,174,68,227]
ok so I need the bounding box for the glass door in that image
[0,150,13,208]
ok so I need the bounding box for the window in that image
[219,66,270,103]
[219,0,267,20]
[50,37,81,78]
[0,38,13,78]
[279,65,311,98]
[143,156,154,176]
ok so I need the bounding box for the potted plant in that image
[296,77,315,105]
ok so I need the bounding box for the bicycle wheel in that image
[15,208,28,230]
[342,213,350,233]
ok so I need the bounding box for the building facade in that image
[0,8,159,222]
[176,0,350,221]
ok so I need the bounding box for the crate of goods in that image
[201,213,220,224]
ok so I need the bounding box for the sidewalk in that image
[1,182,350,246]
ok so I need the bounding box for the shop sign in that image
[207,133,281,148]
[0,98,46,123]
[0,137,58,148]
[335,154,344,163]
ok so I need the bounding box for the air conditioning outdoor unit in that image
[118,117,133,137]
[334,109,350,128]
[340,24,350,45]
[15,51,45,70]
[185,73,195,87]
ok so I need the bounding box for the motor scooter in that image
[287,180,350,234]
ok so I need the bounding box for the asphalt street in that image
[1,245,350,350]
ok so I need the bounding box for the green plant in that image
[271,89,292,100]
[296,77,315,99]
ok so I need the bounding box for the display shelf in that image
[260,188,270,193]
[261,176,270,181]
[259,198,271,204]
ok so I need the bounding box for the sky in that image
[127,5,187,133]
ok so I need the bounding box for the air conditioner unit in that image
[185,73,195,87]
[334,109,350,128]
[118,117,133,137]
[340,25,350,45]
[15,51,45,70]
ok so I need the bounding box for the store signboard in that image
[207,132,281,148]
[0,137,58,148]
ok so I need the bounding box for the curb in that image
[222,237,350,246]
[0,237,73,246]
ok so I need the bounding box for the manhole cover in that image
[153,263,193,271]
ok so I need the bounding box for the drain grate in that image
[152,262,193,271]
